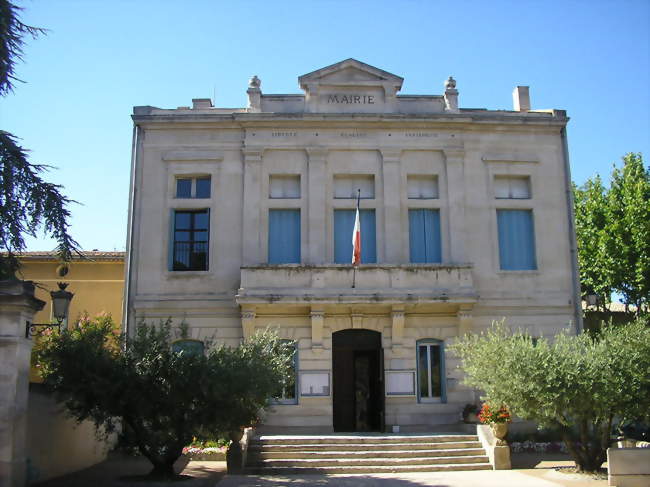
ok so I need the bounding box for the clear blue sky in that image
[2,0,649,252]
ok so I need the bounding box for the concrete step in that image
[249,441,483,452]
[251,448,487,460]
[252,454,489,468]
[246,463,493,475]
[254,434,479,445]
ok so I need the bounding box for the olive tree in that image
[36,316,293,479]
[450,320,650,472]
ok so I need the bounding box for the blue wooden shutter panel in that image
[409,209,441,263]
[497,210,537,270]
[269,209,301,263]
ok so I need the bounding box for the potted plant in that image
[478,403,511,445]
[462,403,480,423]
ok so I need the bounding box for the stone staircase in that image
[245,433,492,474]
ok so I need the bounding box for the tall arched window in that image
[416,339,446,403]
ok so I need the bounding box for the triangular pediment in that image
[299,58,403,91]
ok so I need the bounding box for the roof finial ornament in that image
[444,76,459,113]
[249,75,261,89]
[444,76,456,91]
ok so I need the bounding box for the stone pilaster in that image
[457,306,473,336]
[310,308,325,350]
[391,306,405,351]
[444,149,467,263]
[0,280,44,487]
[306,148,327,263]
[240,309,256,340]
[381,149,403,263]
[242,148,263,265]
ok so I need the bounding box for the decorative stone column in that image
[242,148,263,265]
[381,149,403,263]
[444,149,467,263]
[306,148,327,264]
[0,280,45,487]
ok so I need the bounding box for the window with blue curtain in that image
[497,209,537,270]
[333,209,376,263]
[268,209,301,264]
[409,209,442,263]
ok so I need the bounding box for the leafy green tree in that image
[573,176,611,309]
[603,153,650,315]
[574,153,649,316]
[0,0,79,279]
[451,320,650,473]
[36,316,293,479]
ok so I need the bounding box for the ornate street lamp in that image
[25,282,74,338]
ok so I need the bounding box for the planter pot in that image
[491,423,509,446]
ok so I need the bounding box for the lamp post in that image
[25,282,74,338]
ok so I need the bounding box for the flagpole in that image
[352,188,360,289]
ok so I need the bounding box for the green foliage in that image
[36,317,292,478]
[0,0,47,96]
[0,2,78,278]
[574,153,650,315]
[450,320,650,472]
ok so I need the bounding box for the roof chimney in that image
[513,86,530,112]
[192,98,213,109]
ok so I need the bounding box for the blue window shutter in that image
[334,210,376,263]
[268,209,301,263]
[497,210,537,270]
[334,210,354,263]
[360,210,376,263]
[409,209,441,263]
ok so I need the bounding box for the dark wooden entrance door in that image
[332,329,384,432]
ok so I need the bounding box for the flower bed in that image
[510,441,568,453]
[182,445,227,461]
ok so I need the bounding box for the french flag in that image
[352,190,361,266]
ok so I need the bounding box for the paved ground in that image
[33,452,607,487]
[33,454,227,487]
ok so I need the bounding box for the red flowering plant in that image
[478,403,511,424]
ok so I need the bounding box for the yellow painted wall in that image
[18,252,125,382]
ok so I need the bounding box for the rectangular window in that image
[333,209,376,263]
[497,209,537,270]
[176,176,211,199]
[494,176,530,199]
[273,343,297,404]
[407,175,439,199]
[409,209,442,263]
[417,340,444,403]
[268,209,301,264]
[171,210,209,271]
[269,175,301,198]
[333,175,375,199]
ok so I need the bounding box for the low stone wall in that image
[607,447,650,487]
[476,424,511,470]
[26,385,116,484]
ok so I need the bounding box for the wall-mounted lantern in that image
[25,282,74,339]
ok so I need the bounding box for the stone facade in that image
[126,59,580,433]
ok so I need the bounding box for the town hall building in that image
[125,59,580,434]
